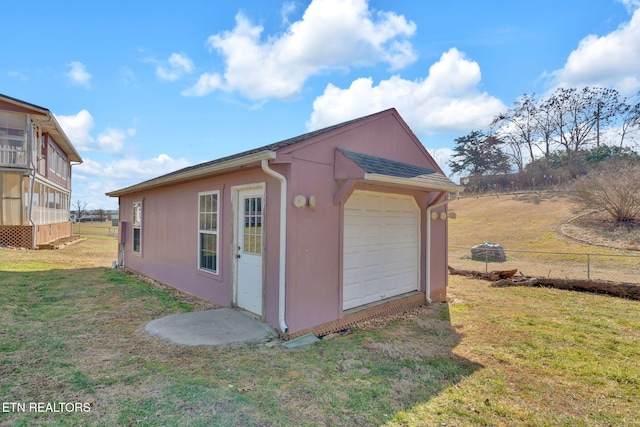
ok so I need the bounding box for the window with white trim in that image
[198,191,219,274]
[132,201,142,254]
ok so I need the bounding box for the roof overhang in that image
[33,113,83,163]
[335,148,463,194]
[0,94,82,163]
[106,150,276,197]
[363,172,463,193]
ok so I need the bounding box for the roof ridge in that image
[127,108,398,185]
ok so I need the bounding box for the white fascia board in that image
[364,173,463,193]
[106,150,277,197]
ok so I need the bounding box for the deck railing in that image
[0,139,28,167]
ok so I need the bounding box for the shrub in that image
[571,158,640,222]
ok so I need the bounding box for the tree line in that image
[449,86,640,182]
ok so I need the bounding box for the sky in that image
[2,0,640,210]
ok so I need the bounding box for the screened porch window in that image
[198,191,219,274]
[0,172,24,225]
[0,112,27,167]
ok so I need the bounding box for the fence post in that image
[485,248,488,273]
[587,254,591,279]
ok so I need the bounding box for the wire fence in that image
[449,246,640,284]
[72,222,119,238]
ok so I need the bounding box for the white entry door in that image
[235,187,264,316]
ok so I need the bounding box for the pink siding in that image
[119,109,451,334]
[278,110,449,332]
[120,166,284,329]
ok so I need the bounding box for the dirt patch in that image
[561,211,640,251]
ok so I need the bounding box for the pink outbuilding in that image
[106,108,461,338]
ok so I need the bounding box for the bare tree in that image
[95,207,107,222]
[492,93,539,172]
[533,97,557,159]
[618,96,640,147]
[572,158,640,222]
[545,87,621,154]
[74,200,88,222]
[590,87,621,147]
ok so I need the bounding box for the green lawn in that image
[1,230,639,425]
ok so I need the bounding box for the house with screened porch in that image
[106,108,461,338]
[0,94,82,248]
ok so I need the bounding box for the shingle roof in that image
[338,148,461,192]
[339,148,436,177]
[107,109,395,196]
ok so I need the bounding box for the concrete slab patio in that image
[145,308,278,346]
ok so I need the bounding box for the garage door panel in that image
[343,190,420,310]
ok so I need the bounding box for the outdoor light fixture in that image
[293,195,306,208]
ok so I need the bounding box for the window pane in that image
[133,228,141,253]
[199,193,218,231]
[198,192,219,272]
[241,196,262,255]
[200,232,217,272]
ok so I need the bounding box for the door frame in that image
[231,182,266,317]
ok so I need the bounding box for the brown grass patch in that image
[563,211,640,251]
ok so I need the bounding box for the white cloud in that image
[56,110,135,154]
[73,154,189,209]
[550,6,640,94]
[183,0,417,99]
[96,127,136,154]
[619,0,640,13]
[307,48,505,134]
[180,72,223,97]
[66,61,92,87]
[156,53,194,81]
[75,154,191,181]
[280,2,297,26]
[56,110,95,150]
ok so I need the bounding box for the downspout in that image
[261,159,289,334]
[27,118,39,249]
[426,191,459,303]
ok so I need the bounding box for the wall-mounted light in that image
[293,195,306,208]
[431,211,449,220]
[308,195,316,209]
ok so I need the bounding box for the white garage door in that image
[343,190,420,310]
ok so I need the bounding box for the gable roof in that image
[338,148,461,192]
[0,93,82,163]
[107,109,395,197]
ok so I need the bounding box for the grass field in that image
[1,195,639,426]
[448,192,640,282]
[71,221,118,238]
